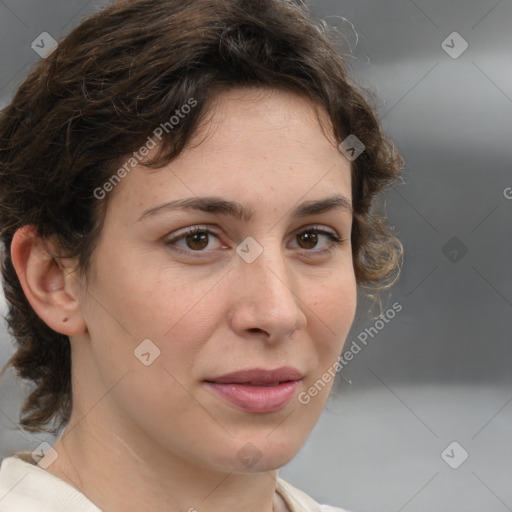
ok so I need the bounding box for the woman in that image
[0,0,403,511]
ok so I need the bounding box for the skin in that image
[11,87,357,512]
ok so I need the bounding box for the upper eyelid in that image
[164,225,221,243]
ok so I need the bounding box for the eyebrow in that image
[137,194,353,222]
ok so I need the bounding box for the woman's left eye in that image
[164,226,345,256]
[290,227,344,252]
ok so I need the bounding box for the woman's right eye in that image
[164,227,225,255]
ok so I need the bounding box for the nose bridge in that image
[253,232,295,293]
[255,252,294,306]
[231,235,306,338]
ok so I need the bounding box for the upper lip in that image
[205,366,303,384]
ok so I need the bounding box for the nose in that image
[228,243,307,342]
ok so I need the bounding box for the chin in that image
[190,431,300,473]
[217,437,303,473]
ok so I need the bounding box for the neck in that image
[45,414,283,512]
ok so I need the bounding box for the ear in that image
[10,225,87,336]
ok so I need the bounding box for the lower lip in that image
[205,380,301,413]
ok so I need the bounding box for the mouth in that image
[229,381,282,386]
[204,367,303,413]
[204,366,303,385]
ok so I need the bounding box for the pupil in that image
[187,232,208,250]
[299,232,317,249]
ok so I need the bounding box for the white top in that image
[0,452,353,512]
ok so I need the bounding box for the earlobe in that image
[10,225,86,336]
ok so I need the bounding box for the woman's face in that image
[74,87,357,473]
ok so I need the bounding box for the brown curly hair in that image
[0,0,404,436]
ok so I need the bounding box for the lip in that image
[205,366,303,384]
[204,366,303,413]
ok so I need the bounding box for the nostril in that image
[248,327,265,334]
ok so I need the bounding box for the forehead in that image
[195,87,339,153]
[107,87,351,220]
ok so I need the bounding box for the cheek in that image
[303,270,357,380]
[308,269,357,335]
[89,245,216,336]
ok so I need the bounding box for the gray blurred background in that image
[0,1,511,511]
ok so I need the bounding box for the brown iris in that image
[185,231,209,250]
[297,231,318,249]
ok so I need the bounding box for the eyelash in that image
[164,225,346,258]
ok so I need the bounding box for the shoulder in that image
[276,476,356,512]
[0,453,101,512]
[319,506,353,512]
